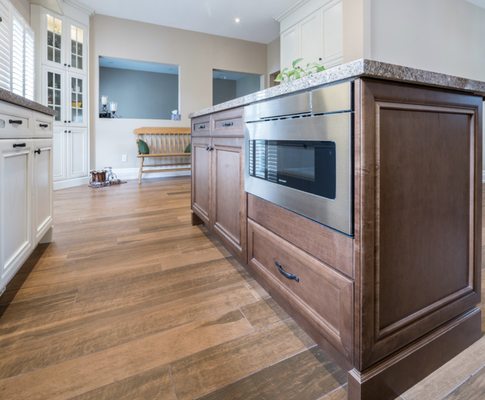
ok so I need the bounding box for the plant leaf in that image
[292,58,304,68]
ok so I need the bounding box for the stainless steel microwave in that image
[244,82,353,235]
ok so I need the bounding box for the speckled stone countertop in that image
[190,59,485,118]
[0,88,55,116]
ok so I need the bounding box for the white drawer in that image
[0,102,33,138]
[33,113,53,138]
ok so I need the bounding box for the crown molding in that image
[274,0,311,21]
[63,0,94,15]
[30,0,64,14]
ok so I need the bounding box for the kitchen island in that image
[189,59,484,400]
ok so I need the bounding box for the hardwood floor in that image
[0,177,483,400]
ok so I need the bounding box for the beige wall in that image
[10,0,30,23]
[267,37,280,75]
[90,14,267,170]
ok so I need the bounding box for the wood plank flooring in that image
[0,177,483,400]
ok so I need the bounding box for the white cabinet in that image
[0,101,53,294]
[32,4,89,190]
[279,0,343,70]
[0,139,33,285]
[33,138,53,243]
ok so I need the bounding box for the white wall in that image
[90,14,267,171]
[267,37,280,75]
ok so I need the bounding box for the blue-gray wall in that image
[99,67,178,119]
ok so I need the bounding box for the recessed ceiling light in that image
[234,17,241,23]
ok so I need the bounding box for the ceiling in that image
[467,0,485,8]
[73,0,296,43]
[99,56,179,74]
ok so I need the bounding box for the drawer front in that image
[212,109,243,136]
[192,116,210,136]
[34,117,53,138]
[247,219,353,359]
[0,107,32,139]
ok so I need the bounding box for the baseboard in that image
[54,177,89,191]
[113,167,191,181]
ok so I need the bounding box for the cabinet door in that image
[67,127,88,178]
[44,13,64,68]
[322,0,343,67]
[52,126,66,181]
[66,21,86,74]
[43,66,65,124]
[33,139,53,243]
[211,137,246,261]
[191,136,211,224]
[280,25,300,71]
[300,11,323,65]
[67,72,86,127]
[0,139,33,284]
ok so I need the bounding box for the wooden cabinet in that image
[191,136,211,224]
[191,108,247,262]
[279,0,343,69]
[211,137,246,260]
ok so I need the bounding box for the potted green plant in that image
[275,58,326,83]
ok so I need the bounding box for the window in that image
[46,14,62,64]
[0,0,34,100]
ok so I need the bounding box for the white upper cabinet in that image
[43,13,87,74]
[279,0,343,71]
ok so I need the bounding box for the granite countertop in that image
[0,88,55,116]
[190,59,485,118]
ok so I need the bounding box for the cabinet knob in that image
[68,65,71,68]
[64,130,67,133]
[68,130,71,133]
[64,63,67,67]
[34,149,41,155]
[68,120,71,123]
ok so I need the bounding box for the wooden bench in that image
[134,127,191,184]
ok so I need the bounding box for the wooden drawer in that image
[192,116,210,136]
[247,219,353,361]
[212,108,243,136]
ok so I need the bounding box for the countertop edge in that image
[189,59,485,119]
[0,88,55,116]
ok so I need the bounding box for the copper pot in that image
[90,170,106,183]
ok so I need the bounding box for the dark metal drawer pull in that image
[222,121,234,127]
[34,149,41,155]
[198,124,206,129]
[9,119,23,125]
[275,261,300,282]
[13,143,26,148]
[39,123,49,128]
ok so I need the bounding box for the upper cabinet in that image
[43,12,86,74]
[279,0,343,70]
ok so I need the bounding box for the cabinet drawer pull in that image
[9,119,23,125]
[39,123,49,128]
[222,121,234,127]
[199,124,206,129]
[13,143,26,148]
[34,149,41,155]
[275,261,300,282]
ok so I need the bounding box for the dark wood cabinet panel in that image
[355,79,482,370]
[191,137,211,224]
[212,137,246,261]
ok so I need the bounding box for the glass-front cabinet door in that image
[46,14,63,66]
[43,66,65,123]
[69,24,85,73]
[68,73,86,126]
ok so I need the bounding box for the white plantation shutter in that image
[24,27,34,100]
[11,14,23,96]
[10,10,34,99]
[0,0,11,91]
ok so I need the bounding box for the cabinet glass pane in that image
[47,15,62,64]
[47,71,62,121]
[70,25,84,70]
[71,77,84,123]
